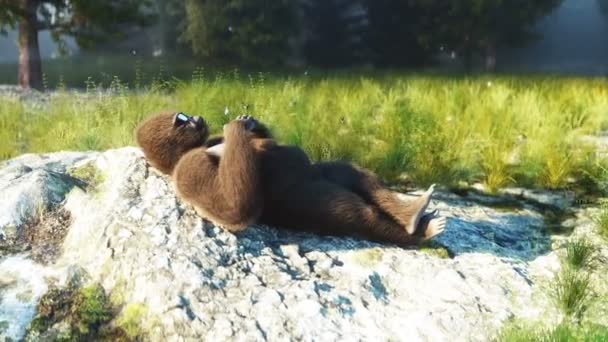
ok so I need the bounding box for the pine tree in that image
[301,0,366,68]
[181,0,298,66]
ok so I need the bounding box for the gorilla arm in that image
[173,120,262,231]
[205,121,273,157]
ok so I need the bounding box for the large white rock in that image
[0,148,574,341]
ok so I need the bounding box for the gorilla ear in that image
[174,112,190,127]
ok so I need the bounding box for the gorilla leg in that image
[264,181,425,246]
[314,161,434,235]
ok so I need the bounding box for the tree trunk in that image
[17,0,42,90]
[485,42,497,72]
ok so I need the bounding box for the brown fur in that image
[135,111,443,245]
[135,110,209,175]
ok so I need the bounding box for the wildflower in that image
[224,107,230,116]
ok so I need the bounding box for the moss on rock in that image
[351,248,383,267]
[68,162,104,193]
[117,303,147,339]
[420,241,450,259]
[25,283,135,342]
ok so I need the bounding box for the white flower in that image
[224,107,230,116]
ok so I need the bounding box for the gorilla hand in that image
[212,115,262,158]
[235,114,260,131]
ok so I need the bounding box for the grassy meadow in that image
[1,67,608,193]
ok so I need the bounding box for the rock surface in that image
[0,147,590,341]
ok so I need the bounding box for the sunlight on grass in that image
[1,73,607,190]
[497,321,608,342]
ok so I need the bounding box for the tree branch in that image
[0,0,28,18]
[36,19,75,31]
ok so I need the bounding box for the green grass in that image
[551,267,594,321]
[564,238,599,270]
[2,70,608,190]
[595,203,608,239]
[498,321,608,342]
[498,236,607,342]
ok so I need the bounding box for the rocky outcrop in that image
[0,147,590,341]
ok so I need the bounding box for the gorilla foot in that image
[404,184,435,235]
[416,209,446,240]
[425,216,446,240]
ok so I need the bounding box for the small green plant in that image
[116,303,147,339]
[541,149,576,190]
[564,238,599,270]
[72,285,113,335]
[482,145,513,194]
[550,267,594,320]
[595,202,608,239]
[27,284,112,340]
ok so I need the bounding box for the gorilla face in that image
[173,112,207,133]
[136,111,210,175]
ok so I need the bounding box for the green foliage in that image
[27,284,113,341]
[498,232,606,342]
[303,0,367,67]
[550,267,594,320]
[595,202,608,239]
[72,285,112,335]
[180,0,297,66]
[0,0,154,48]
[564,239,599,271]
[116,303,147,339]
[362,0,443,67]
[428,0,563,69]
[1,73,607,192]
[497,321,608,342]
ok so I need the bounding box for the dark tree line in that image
[165,0,563,69]
[1,0,564,89]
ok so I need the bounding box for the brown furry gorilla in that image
[135,110,445,245]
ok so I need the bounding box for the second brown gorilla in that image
[135,111,445,246]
